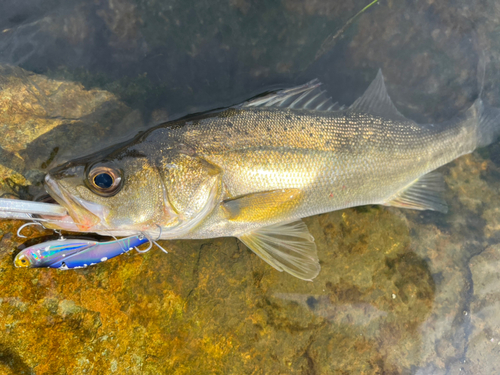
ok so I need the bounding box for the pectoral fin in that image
[384,171,448,213]
[238,220,320,281]
[222,189,302,222]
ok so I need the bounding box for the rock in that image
[0,64,143,197]
[463,244,500,373]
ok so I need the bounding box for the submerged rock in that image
[0,64,143,197]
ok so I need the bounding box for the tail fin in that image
[474,99,500,147]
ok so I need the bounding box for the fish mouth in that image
[44,175,107,232]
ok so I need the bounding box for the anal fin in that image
[384,171,448,213]
[238,220,320,281]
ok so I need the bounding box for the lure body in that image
[14,235,148,269]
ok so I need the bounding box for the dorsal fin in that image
[348,70,407,121]
[239,80,344,112]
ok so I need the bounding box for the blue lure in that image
[14,234,149,269]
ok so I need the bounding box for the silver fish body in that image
[44,72,500,280]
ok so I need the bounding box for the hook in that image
[133,226,168,254]
[17,222,45,238]
[134,233,153,253]
[153,241,168,255]
[152,225,168,254]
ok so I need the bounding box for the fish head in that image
[44,148,170,233]
[44,142,222,237]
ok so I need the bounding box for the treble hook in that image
[153,241,169,255]
[134,233,153,253]
[133,226,168,255]
[152,225,168,255]
[17,222,45,238]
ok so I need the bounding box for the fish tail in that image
[473,99,500,148]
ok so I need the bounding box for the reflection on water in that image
[1,0,500,373]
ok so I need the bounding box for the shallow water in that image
[1,0,500,373]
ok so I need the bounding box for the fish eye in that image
[15,254,30,268]
[94,173,113,189]
[87,165,122,196]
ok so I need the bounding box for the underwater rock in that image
[466,244,500,374]
[0,64,142,197]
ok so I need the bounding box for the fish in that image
[41,71,500,280]
[14,234,149,269]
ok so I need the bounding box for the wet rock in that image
[0,64,143,196]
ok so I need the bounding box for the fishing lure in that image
[14,234,150,269]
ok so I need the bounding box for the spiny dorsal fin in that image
[238,220,320,281]
[384,171,448,213]
[348,69,407,121]
[239,80,344,112]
